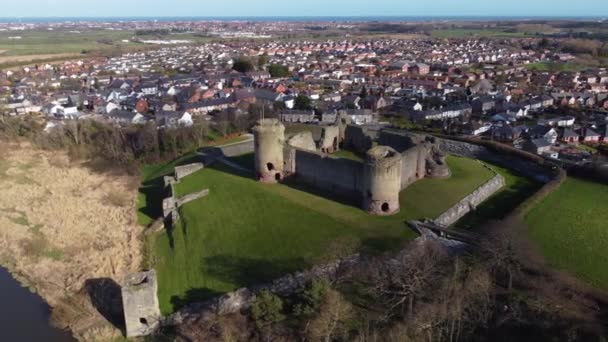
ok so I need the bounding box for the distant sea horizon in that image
[0,16,606,24]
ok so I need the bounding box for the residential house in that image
[523,138,553,155]
[472,96,496,114]
[343,109,374,125]
[561,128,579,144]
[106,109,147,125]
[581,127,601,143]
[156,111,194,127]
[279,110,316,123]
[411,104,472,122]
[491,124,522,142]
[527,125,558,144]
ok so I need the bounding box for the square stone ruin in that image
[121,270,161,338]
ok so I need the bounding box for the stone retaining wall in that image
[434,171,506,227]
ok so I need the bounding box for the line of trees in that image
[0,116,216,171]
[0,102,279,171]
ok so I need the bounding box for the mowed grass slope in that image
[525,178,608,290]
[150,155,495,314]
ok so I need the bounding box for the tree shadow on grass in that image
[170,288,223,312]
[169,256,311,312]
[202,255,311,289]
[361,235,410,255]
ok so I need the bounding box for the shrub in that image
[232,58,254,73]
[294,279,330,317]
[250,290,285,329]
[268,64,290,78]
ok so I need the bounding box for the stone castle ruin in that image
[253,119,286,183]
[252,116,450,215]
[363,146,403,215]
[121,270,161,338]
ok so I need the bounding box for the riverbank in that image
[0,267,75,341]
[0,142,143,340]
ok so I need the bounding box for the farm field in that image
[430,29,529,39]
[525,177,608,291]
[0,29,213,68]
[0,30,134,56]
[144,155,496,314]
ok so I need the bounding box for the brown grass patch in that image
[0,144,142,338]
[103,190,131,208]
[47,155,70,169]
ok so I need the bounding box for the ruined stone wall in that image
[435,171,506,227]
[291,148,364,198]
[437,137,552,183]
[319,125,341,153]
[400,146,428,189]
[166,254,362,326]
[174,163,204,181]
[378,130,417,152]
[377,130,553,183]
[176,189,210,207]
[216,140,255,157]
[286,131,317,152]
[343,125,374,154]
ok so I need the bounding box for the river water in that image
[0,267,75,342]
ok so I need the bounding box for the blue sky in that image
[2,0,607,18]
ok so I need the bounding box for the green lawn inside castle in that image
[141,154,498,314]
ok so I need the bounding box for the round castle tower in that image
[363,146,402,215]
[253,118,286,183]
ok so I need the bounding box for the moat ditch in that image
[0,267,75,342]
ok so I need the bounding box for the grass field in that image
[525,177,608,290]
[0,29,214,68]
[0,30,134,56]
[524,62,590,72]
[143,155,496,314]
[431,29,529,39]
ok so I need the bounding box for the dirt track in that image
[0,143,142,340]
